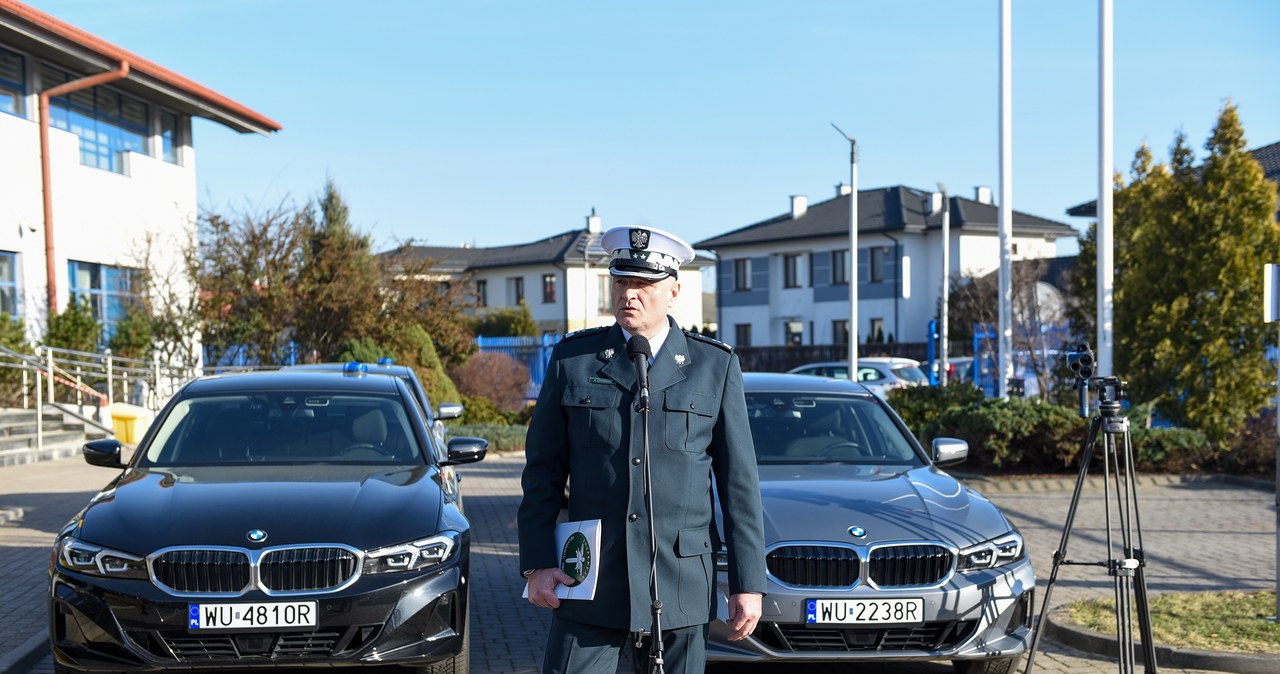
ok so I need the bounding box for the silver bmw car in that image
[708,373,1034,674]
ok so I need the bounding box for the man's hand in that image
[524,568,576,609]
[725,592,762,641]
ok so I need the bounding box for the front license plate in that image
[188,601,318,630]
[806,598,924,625]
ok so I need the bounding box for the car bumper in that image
[708,557,1034,663]
[49,560,468,672]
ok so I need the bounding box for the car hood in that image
[74,465,443,554]
[755,464,1011,548]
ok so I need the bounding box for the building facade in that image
[394,212,712,337]
[697,184,1077,349]
[0,1,277,344]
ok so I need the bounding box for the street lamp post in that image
[937,183,951,386]
[832,123,858,376]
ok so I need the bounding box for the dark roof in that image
[695,185,1075,250]
[1066,140,1280,217]
[0,0,279,134]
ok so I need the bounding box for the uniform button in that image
[632,458,641,466]
[689,403,696,409]
[628,514,638,522]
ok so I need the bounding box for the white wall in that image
[0,111,196,341]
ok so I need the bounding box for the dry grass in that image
[1069,591,1280,654]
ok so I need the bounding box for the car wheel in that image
[953,655,1023,674]
[413,610,470,674]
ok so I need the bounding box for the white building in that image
[394,212,712,337]
[0,1,277,344]
[696,184,1077,348]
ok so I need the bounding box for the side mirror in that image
[931,437,969,466]
[436,403,464,420]
[83,438,126,468]
[443,436,488,465]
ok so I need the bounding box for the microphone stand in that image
[633,356,665,674]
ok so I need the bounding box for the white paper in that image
[522,519,601,601]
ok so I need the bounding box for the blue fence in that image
[474,334,562,400]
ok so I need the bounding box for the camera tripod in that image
[1023,373,1158,674]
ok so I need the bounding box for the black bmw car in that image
[48,368,487,674]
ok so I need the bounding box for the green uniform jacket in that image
[518,318,767,631]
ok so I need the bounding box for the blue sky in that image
[26,1,1280,255]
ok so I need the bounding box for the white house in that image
[0,1,278,345]
[696,184,1077,349]
[394,212,712,337]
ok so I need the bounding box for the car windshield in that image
[891,364,927,383]
[141,392,424,466]
[744,392,924,466]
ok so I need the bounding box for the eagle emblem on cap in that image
[629,228,650,250]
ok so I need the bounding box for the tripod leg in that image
[1119,427,1159,673]
[1023,417,1102,674]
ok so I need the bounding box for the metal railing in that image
[0,345,201,456]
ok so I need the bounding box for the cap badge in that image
[629,228,650,250]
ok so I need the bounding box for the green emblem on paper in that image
[560,531,591,587]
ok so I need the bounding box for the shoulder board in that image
[561,325,610,342]
[684,330,733,353]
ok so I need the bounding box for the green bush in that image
[923,397,1085,471]
[447,423,528,453]
[1128,426,1211,472]
[453,394,512,425]
[888,382,985,439]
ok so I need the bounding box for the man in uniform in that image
[518,226,766,674]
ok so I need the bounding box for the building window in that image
[41,63,148,173]
[475,279,487,307]
[0,47,25,118]
[831,249,849,285]
[783,254,801,288]
[542,273,556,303]
[507,276,524,305]
[597,276,612,315]
[785,321,803,346]
[0,252,17,317]
[832,320,849,345]
[869,318,885,343]
[733,259,751,291]
[733,323,752,347]
[68,260,138,341]
[870,246,890,283]
[159,109,180,164]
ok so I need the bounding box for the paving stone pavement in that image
[2,453,1273,674]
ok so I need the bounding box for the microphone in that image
[627,335,652,412]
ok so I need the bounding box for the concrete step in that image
[0,406,115,468]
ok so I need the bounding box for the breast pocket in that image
[663,390,717,452]
[562,385,621,448]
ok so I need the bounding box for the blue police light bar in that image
[343,362,368,375]
[376,357,395,366]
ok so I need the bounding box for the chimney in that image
[929,191,944,215]
[586,208,601,233]
[974,186,993,205]
[835,183,852,197]
[790,195,808,219]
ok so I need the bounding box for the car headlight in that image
[958,532,1024,571]
[363,532,460,575]
[56,538,148,579]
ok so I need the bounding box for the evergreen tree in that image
[1110,103,1279,442]
[45,296,101,354]
[472,300,537,337]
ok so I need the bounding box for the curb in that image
[0,630,48,674]
[1045,606,1278,674]
[956,472,1274,494]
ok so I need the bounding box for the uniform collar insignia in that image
[674,354,687,366]
[602,348,615,360]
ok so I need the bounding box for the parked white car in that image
[788,357,928,399]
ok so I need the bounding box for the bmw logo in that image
[847,526,867,538]
[246,529,268,543]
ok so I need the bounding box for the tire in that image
[953,655,1023,674]
[414,610,470,674]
